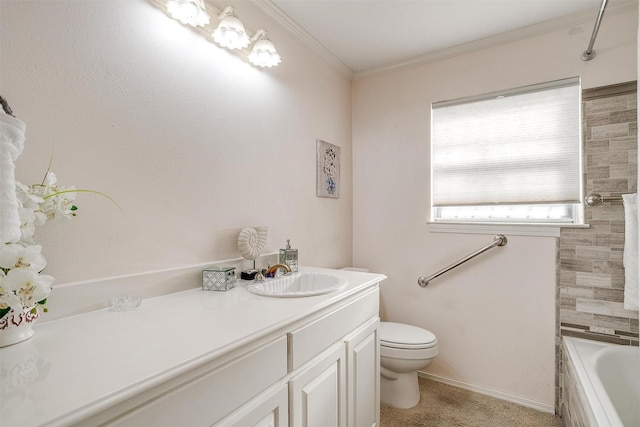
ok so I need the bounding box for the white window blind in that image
[431,77,582,209]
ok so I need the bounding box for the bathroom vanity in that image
[0,267,385,427]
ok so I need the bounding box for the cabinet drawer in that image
[107,336,288,427]
[288,287,379,371]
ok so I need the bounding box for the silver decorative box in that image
[202,267,236,291]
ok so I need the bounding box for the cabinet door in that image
[215,383,288,427]
[345,318,380,427]
[289,343,346,427]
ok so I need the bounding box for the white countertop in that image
[0,267,385,427]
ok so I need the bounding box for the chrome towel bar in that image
[584,193,624,207]
[418,235,507,287]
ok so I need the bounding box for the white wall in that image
[352,9,637,410]
[0,1,352,286]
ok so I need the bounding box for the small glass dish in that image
[110,295,142,312]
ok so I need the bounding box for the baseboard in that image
[417,372,556,414]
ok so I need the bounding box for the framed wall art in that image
[316,139,340,198]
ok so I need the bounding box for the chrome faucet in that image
[265,263,292,277]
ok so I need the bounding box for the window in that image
[431,77,583,225]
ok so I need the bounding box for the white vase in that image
[0,308,39,348]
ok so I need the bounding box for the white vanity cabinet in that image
[0,267,384,427]
[101,336,290,427]
[101,286,379,427]
[345,318,380,427]
[286,286,380,427]
[222,285,380,427]
[289,342,347,426]
[287,317,380,427]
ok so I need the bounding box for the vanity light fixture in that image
[165,0,210,27]
[212,6,250,50]
[248,30,282,68]
[156,0,282,68]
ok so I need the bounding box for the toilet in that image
[379,321,438,409]
[338,269,438,409]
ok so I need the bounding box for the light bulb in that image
[166,0,210,27]
[249,38,281,68]
[212,9,250,49]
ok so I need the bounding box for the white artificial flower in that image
[39,180,77,221]
[18,207,37,243]
[15,174,78,231]
[1,169,101,321]
[15,182,44,211]
[3,269,53,308]
[53,186,76,219]
[0,244,47,272]
[0,287,24,313]
[43,171,57,186]
[0,270,33,313]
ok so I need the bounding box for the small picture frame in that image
[316,139,340,198]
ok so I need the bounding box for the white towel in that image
[622,193,639,311]
[0,113,25,244]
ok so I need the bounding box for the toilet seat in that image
[382,341,437,350]
[380,322,437,350]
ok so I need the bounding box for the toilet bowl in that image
[380,321,438,409]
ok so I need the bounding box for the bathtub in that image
[562,337,640,427]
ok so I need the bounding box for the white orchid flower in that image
[0,244,47,272]
[15,182,44,210]
[0,288,24,314]
[53,186,77,218]
[3,269,53,308]
[39,180,77,221]
[43,171,57,186]
[3,169,111,321]
[0,270,32,313]
[18,207,37,242]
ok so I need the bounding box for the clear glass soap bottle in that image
[279,239,298,272]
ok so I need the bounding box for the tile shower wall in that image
[559,81,639,346]
[557,81,638,410]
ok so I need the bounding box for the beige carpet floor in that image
[380,377,562,427]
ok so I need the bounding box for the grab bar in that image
[418,235,507,287]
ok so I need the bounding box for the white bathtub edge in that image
[562,336,623,427]
[417,371,555,414]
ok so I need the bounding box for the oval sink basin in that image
[245,273,346,298]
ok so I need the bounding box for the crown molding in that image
[252,0,354,78]
[253,0,637,80]
[354,0,638,78]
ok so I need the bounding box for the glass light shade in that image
[249,39,282,68]
[166,0,210,27]
[212,16,250,49]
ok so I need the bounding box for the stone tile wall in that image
[560,342,592,427]
[556,81,638,411]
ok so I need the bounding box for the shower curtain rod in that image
[581,0,609,61]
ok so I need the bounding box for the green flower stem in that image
[41,151,54,186]
[43,189,122,211]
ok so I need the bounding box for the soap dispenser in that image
[279,239,298,272]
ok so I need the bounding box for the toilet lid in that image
[380,322,437,349]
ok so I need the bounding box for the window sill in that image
[427,221,590,237]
